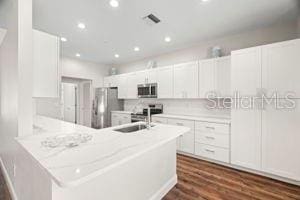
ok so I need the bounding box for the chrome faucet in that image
[146,107,151,130]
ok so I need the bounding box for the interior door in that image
[231,46,262,97]
[199,59,216,98]
[62,83,77,123]
[262,39,300,98]
[157,66,174,99]
[262,99,300,181]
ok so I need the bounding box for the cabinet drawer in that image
[195,121,229,134]
[195,143,229,163]
[168,119,194,129]
[195,130,229,148]
[152,117,168,124]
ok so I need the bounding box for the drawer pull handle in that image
[205,126,215,130]
[176,123,184,126]
[205,136,215,140]
[205,149,215,153]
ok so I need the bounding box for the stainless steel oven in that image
[137,83,157,98]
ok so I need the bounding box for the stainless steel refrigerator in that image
[92,88,124,129]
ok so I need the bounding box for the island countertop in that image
[16,116,189,188]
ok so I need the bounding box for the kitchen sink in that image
[114,124,154,133]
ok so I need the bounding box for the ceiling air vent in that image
[142,14,161,26]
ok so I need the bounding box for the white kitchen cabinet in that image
[173,62,198,98]
[117,74,128,99]
[135,69,157,85]
[126,73,138,99]
[157,66,174,99]
[199,59,215,98]
[231,107,262,170]
[33,29,60,98]
[215,57,231,97]
[152,116,168,124]
[111,113,131,126]
[104,76,118,88]
[262,39,300,98]
[262,99,300,181]
[167,118,195,154]
[231,47,262,97]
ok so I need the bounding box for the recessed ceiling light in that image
[115,54,120,58]
[60,37,67,42]
[110,0,119,7]
[201,0,211,3]
[76,53,81,57]
[77,23,86,29]
[165,36,171,42]
[134,47,140,52]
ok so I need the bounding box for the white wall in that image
[61,57,110,88]
[0,0,33,196]
[115,21,299,73]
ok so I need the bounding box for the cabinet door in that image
[168,119,195,154]
[215,57,231,97]
[33,30,60,98]
[174,62,198,98]
[147,69,157,84]
[199,59,216,98]
[152,117,168,124]
[231,106,262,170]
[121,114,131,124]
[262,39,300,98]
[135,71,147,85]
[157,66,174,98]
[117,75,128,99]
[126,73,137,99]
[231,47,262,97]
[262,99,300,181]
[111,114,120,127]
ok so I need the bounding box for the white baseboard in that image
[149,175,177,200]
[0,157,18,200]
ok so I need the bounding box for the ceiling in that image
[33,0,299,65]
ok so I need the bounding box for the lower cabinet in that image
[195,143,229,163]
[167,119,195,154]
[111,113,131,126]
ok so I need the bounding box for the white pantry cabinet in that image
[33,29,60,98]
[262,99,300,181]
[173,62,198,98]
[156,66,174,98]
[262,39,300,98]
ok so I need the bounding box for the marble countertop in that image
[152,114,231,124]
[16,115,189,188]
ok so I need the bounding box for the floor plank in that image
[163,154,300,200]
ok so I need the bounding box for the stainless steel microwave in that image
[137,83,157,98]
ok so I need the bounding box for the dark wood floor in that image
[163,154,300,200]
[1,155,300,200]
[0,168,11,200]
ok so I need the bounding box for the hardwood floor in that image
[163,154,300,200]
[0,168,11,200]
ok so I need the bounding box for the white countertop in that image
[152,114,231,124]
[16,115,189,188]
[111,111,133,114]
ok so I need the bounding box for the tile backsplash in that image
[124,99,230,118]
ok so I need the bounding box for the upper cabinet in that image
[157,66,174,99]
[199,57,231,98]
[231,47,262,97]
[174,62,198,98]
[262,39,300,98]
[135,69,157,85]
[126,73,138,99]
[117,74,128,99]
[104,75,118,88]
[33,29,60,98]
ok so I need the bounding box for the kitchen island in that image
[15,116,190,200]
